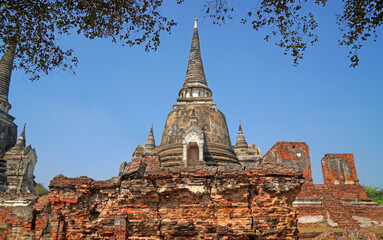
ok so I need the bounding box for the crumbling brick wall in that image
[263,142,383,230]
[321,154,359,185]
[0,164,304,239]
[263,142,313,183]
[295,183,383,229]
[0,193,39,239]
[262,142,317,200]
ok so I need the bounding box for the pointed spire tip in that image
[13,123,26,150]
[235,120,248,148]
[194,18,198,28]
[20,123,26,138]
[145,123,156,150]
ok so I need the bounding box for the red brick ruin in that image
[264,142,383,234]
[0,157,306,239]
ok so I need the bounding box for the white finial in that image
[194,18,198,28]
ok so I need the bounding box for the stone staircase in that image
[315,186,359,228]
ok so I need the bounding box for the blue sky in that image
[8,1,383,187]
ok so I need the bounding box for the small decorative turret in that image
[235,120,248,149]
[234,121,262,164]
[13,123,26,151]
[178,18,212,102]
[3,123,37,194]
[144,123,156,151]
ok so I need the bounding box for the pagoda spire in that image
[0,46,15,104]
[13,123,26,150]
[184,18,208,88]
[178,19,212,101]
[235,120,248,149]
[145,123,156,151]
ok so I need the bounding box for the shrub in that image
[35,183,50,196]
[363,184,383,204]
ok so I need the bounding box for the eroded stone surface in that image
[263,142,312,183]
[322,154,359,185]
[0,163,304,239]
[159,103,238,166]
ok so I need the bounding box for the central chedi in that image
[159,19,238,166]
[130,19,261,167]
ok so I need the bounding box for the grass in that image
[299,226,383,234]
[298,226,343,233]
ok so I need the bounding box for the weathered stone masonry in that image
[0,160,304,239]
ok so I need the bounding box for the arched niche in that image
[182,130,204,166]
[187,142,199,166]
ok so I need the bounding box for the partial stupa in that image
[234,120,262,164]
[128,19,262,167]
[0,47,37,194]
[0,47,17,156]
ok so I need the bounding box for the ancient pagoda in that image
[131,19,261,167]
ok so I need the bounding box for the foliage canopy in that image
[363,184,383,205]
[0,0,382,80]
[198,0,382,67]
[0,0,176,80]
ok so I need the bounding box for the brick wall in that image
[263,142,313,183]
[263,142,383,230]
[321,154,359,185]
[0,163,304,239]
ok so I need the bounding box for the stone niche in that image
[0,161,304,240]
[182,127,204,166]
